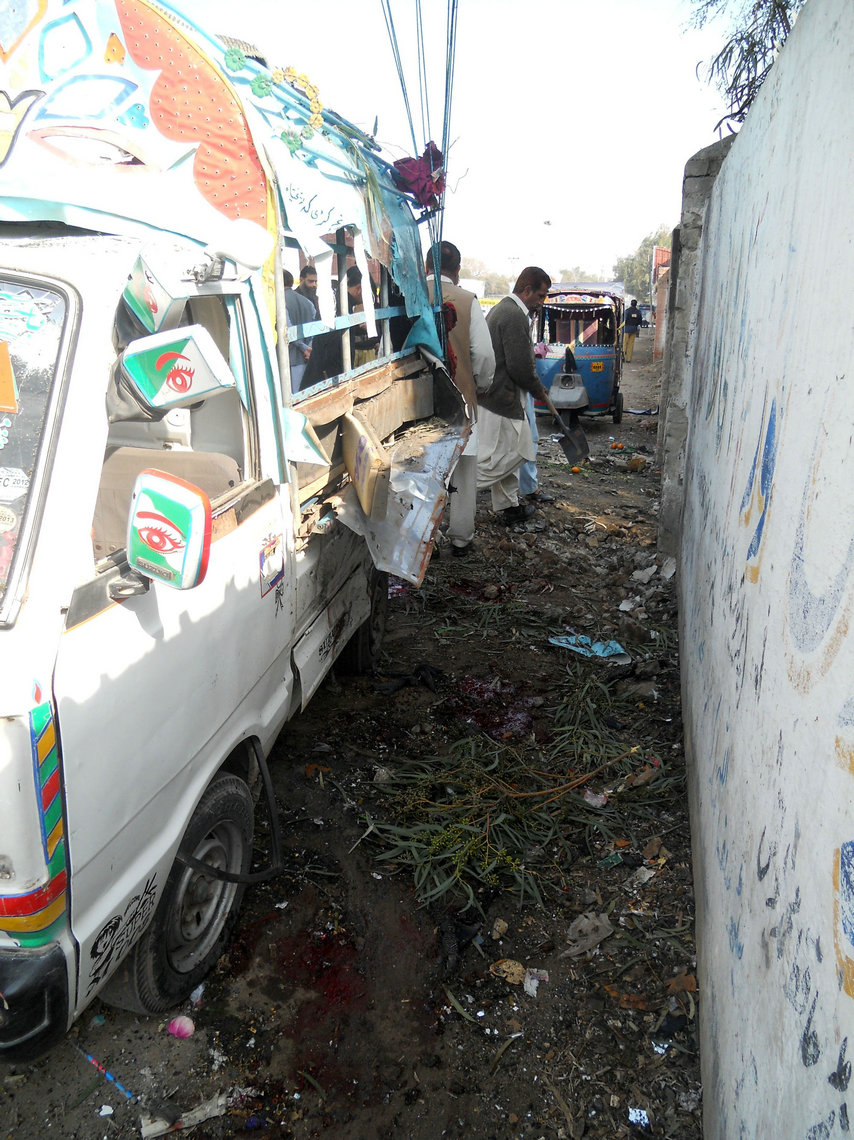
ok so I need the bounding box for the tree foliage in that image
[460,258,511,298]
[691,0,806,127]
[612,226,672,304]
[555,266,600,285]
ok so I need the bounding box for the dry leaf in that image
[603,984,654,1011]
[489,959,526,985]
[665,972,698,995]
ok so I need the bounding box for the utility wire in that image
[380,0,418,154]
[415,0,432,148]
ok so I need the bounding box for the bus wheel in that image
[338,568,388,674]
[612,392,624,424]
[100,774,253,1014]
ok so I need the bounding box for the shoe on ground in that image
[524,489,555,504]
[500,503,536,525]
[451,541,474,558]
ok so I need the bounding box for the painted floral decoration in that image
[251,74,272,98]
[224,46,246,71]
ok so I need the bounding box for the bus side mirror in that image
[126,469,212,590]
[117,325,235,415]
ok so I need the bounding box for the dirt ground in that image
[0,331,701,1140]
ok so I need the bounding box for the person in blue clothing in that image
[623,299,643,363]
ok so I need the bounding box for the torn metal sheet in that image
[281,407,330,466]
[333,414,467,586]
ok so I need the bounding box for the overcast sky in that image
[181,0,732,279]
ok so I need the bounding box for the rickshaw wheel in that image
[612,392,624,425]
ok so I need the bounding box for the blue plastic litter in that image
[548,634,631,664]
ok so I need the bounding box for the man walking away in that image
[427,241,495,557]
[479,267,551,525]
[623,298,642,363]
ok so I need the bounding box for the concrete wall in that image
[653,265,669,362]
[656,135,733,551]
[673,0,854,1134]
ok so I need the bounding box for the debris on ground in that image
[2,337,699,1139]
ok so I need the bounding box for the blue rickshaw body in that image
[534,282,625,423]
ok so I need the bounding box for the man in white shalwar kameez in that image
[478,267,551,524]
[427,241,495,556]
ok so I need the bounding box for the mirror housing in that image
[123,252,188,334]
[126,469,212,590]
[117,324,235,415]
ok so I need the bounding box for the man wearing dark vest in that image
[426,241,495,557]
[479,267,551,524]
[623,298,642,362]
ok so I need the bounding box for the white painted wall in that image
[678,0,854,1135]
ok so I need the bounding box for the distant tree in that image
[555,266,599,284]
[612,226,672,303]
[483,274,512,298]
[460,257,488,279]
[691,0,806,127]
[460,258,511,298]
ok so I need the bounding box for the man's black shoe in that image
[524,489,555,504]
[500,503,536,525]
[451,541,474,558]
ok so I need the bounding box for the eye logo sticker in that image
[127,470,211,591]
[155,350,194,394]
[120,325,235,409]
[134,509,186,556]
[128,487,191,583]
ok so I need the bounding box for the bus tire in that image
[612,392,624,425]
[337,567,388,674]
[100,774,253,1014]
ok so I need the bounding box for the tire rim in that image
[166,821,244,972]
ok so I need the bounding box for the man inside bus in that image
[298,262,343,386]
[295,264,320,315]
[479,266,551,525]
[426,240,495,557]
[283,269,315,390]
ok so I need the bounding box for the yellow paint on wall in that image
[836,736,854,775]
[833,851,854,1000]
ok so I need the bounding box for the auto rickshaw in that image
[535,282,624,424]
